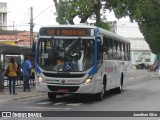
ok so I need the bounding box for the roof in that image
[0,30,23,35]
[0,44,35,56]
[0,30,38,40]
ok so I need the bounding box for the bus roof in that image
[39,24,130,44]
[98,27,130,44]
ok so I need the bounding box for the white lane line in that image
[67,103,82,106]
[53,102,66,105]
[17,102,32,104]
[37,101,52,105]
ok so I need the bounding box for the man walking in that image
[22,56,32,92]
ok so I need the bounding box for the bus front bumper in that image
[36,81,101,94]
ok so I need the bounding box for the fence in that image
[3,76,35,87]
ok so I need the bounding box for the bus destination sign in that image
[39,27,94,36]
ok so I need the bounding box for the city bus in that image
[35,24,131,101]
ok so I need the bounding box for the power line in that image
[33,5,54,20]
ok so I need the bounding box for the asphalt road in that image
[0,69,160,120]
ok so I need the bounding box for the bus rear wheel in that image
[48,92,56,100]
[116,79,123,94]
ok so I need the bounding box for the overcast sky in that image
[0,0,135,33]
[0,0,58,31]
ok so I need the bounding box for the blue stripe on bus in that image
[35,63,41,74]
[88,27,99,76]
[35,42,41,74]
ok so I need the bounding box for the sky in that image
[0,0,58,31]
[0,0,141,36]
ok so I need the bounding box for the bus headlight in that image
[83,76,93,84]
[37,74,45,83]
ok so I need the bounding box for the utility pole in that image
[30,7,34,46]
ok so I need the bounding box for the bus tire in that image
[48,92,56,100]
[116,78,123,94]
[95,84,105,101]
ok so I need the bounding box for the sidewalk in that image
[0,84,46,104]
[0,69,159,104]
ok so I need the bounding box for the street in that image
[0,70,160,120]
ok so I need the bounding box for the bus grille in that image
[43,72,85,78]
[47,85,79,92]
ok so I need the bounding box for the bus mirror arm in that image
[98,42,104,52]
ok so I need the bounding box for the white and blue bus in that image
[35,25,131,101]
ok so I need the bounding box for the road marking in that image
[37,101,52,105]
[18,102,32,104]
[67,103,82,106]
[53,102,66,105]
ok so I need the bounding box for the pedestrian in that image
[21,56,32,92]
[7,58,18,95]
[17,64,22,81]
[157,49,160,75]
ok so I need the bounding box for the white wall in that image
[115,21,155,65]
[0,2,7,30]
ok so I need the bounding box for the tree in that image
[105,0,160,53]
[53,0,110,30]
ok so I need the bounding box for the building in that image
[109,20,155,66]
[0,2,7,30]
[0,30,38,46]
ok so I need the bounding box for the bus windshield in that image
[37,38,94,72]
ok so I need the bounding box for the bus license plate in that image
[58,89,69,93]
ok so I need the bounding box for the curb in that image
[0,92,46,104]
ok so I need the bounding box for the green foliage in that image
[56,0,94,24]
[54,0,110,30]
[54,0,160,52]
[56,0,68,24]
[105,0,160,54]
[99,22,111,30]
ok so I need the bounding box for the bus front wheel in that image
[95,84,105,101]
[48,92,56,100]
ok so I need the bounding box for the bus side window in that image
[122,43,125,60]
[103,36,107,60]
[117,42,121,60]
[127,44,131,60]
[107,38,113,60]
[112,40,117,60]
[97,41,103,65]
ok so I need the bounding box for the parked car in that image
[136,63,150,70]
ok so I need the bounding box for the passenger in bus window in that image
[103,47,108,60]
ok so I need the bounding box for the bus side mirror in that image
[98,41,104,52]
[100,44,104,52]
[97,36,104,52]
